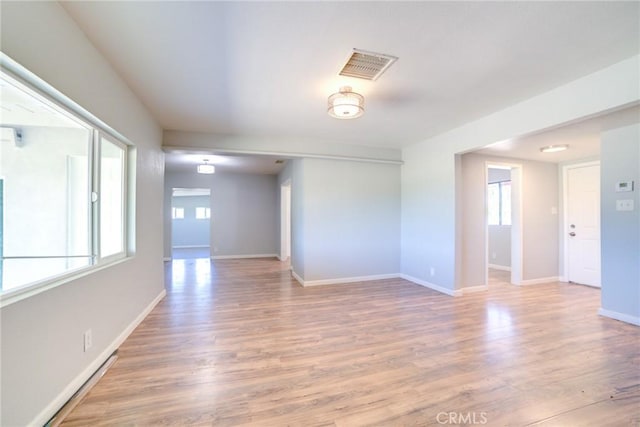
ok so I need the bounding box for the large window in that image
[0,68,130,298]
[488,181,511,225]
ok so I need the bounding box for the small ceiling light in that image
[327,86,364,119]
[197,159,215,174]
[540,144,569,153]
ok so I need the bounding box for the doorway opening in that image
[485,162,523,286]
[171,187,211,260]
[280,180,291,262]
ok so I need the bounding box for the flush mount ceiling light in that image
[327,86,364,119]
[540,144,569,153]
[197,159,215,174]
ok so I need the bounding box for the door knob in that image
[569,232,576,237]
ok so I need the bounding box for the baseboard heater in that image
[45,351,119,427]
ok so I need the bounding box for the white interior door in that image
[566,163,601,287]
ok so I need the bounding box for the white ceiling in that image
[475,105,640,163]
[61,1,639,150]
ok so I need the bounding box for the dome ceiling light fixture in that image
[327,86,364,120]
[197,159,215,174]
[540,144,569,153]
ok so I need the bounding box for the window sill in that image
[0,256,133,308]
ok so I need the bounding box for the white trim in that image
[598,308,640,326]
[163,145,403,165]
[32,288,166,427]
[488,264,511,271]
[400,274,460,296]
[291,270,304,285]
[519,276,559,286]
[0,257,132,308]
[298,273,399,287]
[171,245,210,249]
[460,285,488,294]
[211,253,278,260]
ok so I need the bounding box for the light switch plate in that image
[616,199,634,211]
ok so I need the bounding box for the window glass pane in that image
[0,73,92,291]
[195,207,210,219]
[487,183,500,225]
[172,207,184,219]
[501,181,512,225]
[100,137,125,257]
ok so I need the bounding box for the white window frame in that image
[0,54,134,307]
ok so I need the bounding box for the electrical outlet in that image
[213,247,219,253]
[83,329,93,352]
[492,252,497,260]
[430,267,435,277]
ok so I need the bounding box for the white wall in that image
[171,195,210,248]
[402,55,639,293]
[296,158,401,283]
[0,3,164,426]
[600,123,640,324]
[164,171,278,258]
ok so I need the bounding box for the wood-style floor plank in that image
[62,261,640,426]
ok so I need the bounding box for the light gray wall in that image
[489,226,511,267]
[164,171,278,258]
[460,153,559,286]
[171,195,210,247]
[488,168,511,183]
[299,158,401,281]
[0,2,164,426]
[402,55,639,292]
[600,123,640,321]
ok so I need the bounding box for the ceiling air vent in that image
[338,49,398,81]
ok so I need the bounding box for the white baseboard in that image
[211,253,278,260]
[172,245,210,249]
[297,273,399,287]
[461,285,488,294]
[400,274,460,296]
[488,264,511,271]
[519,276,559,286]
[598,308,640,326]
[32,288,167,426]
[291,270,304,286]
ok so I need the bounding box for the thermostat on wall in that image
[616,181,634,192]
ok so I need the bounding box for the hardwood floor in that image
[62,261,640,426]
